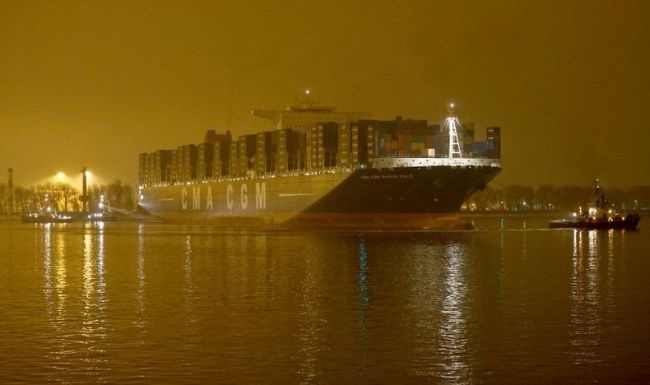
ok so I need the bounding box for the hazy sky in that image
[1,0,649,188]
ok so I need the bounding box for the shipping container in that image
[228,141,239,177]
[138,153,147,185]
[317,122,339,168]
[140,115,491,185]
[366,125,375,163]
[196,143,215,181]
[337,124,350,167]
[152,150,172,183]
[294,131,307,170]
[486,126,501,159]
[255,132,275,175]
[463,123,475,157]
[278,129,305,171]
[212,141,231,178]
[238,135,257,176]
[305,130,313,170]
[179,144,198,181]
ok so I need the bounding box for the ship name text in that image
[181,182,266,211]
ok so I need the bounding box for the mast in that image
[594,178,607,208]
[443,103,463,158]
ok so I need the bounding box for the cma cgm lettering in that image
[180,182,267,211]
[138,100,502,228]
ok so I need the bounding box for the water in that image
[1,217,649,384]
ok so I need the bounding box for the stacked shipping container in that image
[138,120,501,186]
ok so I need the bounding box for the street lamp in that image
[55,171,66,182]
[80,166,89,213]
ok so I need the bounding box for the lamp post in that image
[80,166,89,213]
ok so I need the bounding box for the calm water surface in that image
[1,216,649,384]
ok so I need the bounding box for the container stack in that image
[337,124,350,168]
[306,128,315,170]
[174,147,184,182]
[201,129,232,179]
[212,141,230,178]
[139,116,496,186]
[255,132,274,175]
[350,124,361,167]
[138,153,148,185]
[228,141,239,177]
[486,126,501,159]
[238,135,257,176]
[463,123,475,158]
[278,129,305,172]
[316,122,338,168]
[169,150,178,182]
[179,144,197,182]
[277,129,291,172]
[152,150,172,183]
[196,143,214,181]
[428,124,442,157]
[366,125,375,164]
[376,130,395,158]
[295,131,307,170]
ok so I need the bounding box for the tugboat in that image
[549,179,640,230]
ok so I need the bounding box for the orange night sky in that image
[1,0,649,188]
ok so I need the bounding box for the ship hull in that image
[140,163,501,229]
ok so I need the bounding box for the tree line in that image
[0,180,135,215]
[464,184,650,212]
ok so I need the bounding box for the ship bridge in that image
[252,90,367,131]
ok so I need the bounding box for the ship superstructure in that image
[138,97,502,228]
[251,90,367,131]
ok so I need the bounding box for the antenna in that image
[442,103,463,158]
[594,178,602,206]
[297,88,314,107]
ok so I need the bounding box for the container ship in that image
[138,95,502,229]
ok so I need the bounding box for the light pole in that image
[80,166,89,213]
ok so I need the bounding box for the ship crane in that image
[442,103,463,158]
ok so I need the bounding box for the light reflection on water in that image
[569,229,631,370]
[356,239,369,377]
[136,224,146,330]
[570,230,602,365]
[296,241,324,385]
[438,243,469,381]
[1,220,649,384]
[42,224,52,315]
